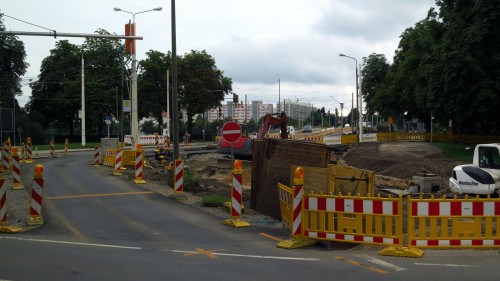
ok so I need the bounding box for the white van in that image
[286,126,295,135]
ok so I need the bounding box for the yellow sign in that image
[388,117,393,124]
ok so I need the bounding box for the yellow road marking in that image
[336,256,388,274]
[258,232,282,242]
[46,191,154,200]
[183,248,226,259]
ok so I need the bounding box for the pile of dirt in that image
[342,142,467,190]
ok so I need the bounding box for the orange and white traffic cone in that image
[133,144,146,184]
[10,147,24,190]
[222,160,250,227]
[27,164,45,226]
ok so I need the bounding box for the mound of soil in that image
[342,142,467,188]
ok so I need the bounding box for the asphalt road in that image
[1,151,499,280]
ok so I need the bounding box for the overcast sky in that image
[2,0,436,113]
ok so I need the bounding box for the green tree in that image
[178,50,232,133]
[137,50,171,132]
[27,40,81,135]
[0,14,28,139]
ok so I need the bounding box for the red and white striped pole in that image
[292,167,304,238]
[164,134,170,148]
[28,164,45,225]
[1,140,9,173]
[114,149,123,176]
[222,160,250,227]
[10,147,24,190]
[0,173,6,226]
[133,144,146,184]
[154,133,160,152]
[231,160,243,218]
[25,137,33,164]
[174,159,184,193]
[50,139,55,157]
[92,146,101,166]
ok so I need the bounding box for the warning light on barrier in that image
[34,164,44,175]
[11,147,18,154]
[293,167,304,186]
[136,144,142,150]
[233,160,242,172]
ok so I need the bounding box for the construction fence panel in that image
[408,195,500,248]
[302,193,403,247]
[341,134,357,144]
[103,149,117,166]
[278,182,294,232]
[123,150,136,166]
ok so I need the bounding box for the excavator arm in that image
[257,112,288,139]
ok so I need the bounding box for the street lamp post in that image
[330,96,344,135]
[114,7,162,147]
[339,53,360,146]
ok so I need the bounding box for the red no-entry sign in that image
[222,121,242,143]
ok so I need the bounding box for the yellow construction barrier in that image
[302,193,404,247]
[277,182,293,232]
[408,195,500,248]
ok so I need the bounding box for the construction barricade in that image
[25,137,33,164]
[28,164,45,226]
[174,159,184,193]
[133,144,146,184]
[50,139,55,157]
[408,195,500,248]
[278,166,423,257]
[10,147,24,190]
[0,172,22,233]
[222,160,250,228]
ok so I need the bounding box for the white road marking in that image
[0,236,141,250]
[355,254,407,271]
[415,263,478,268]
[166,250,320,261]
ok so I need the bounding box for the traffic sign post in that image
[221,122,242,165]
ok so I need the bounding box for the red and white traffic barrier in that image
[114,149,123,176]
[133,144,146,184]
[50,140,55,157]
[28,164,45,225]
[292,167,304,237]
[222,160,250,227]
[25,137,33,163]
[10,147,24,190]
[0,174,6,225]
[92,146,101,166]
[2,140,9,172]
[174,160,184,193]
[163,134,170,148]
[231,160,243,218]
[155,133,160,151]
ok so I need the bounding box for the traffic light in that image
[233,93,238,104]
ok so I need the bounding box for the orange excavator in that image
[217,112,288,157]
